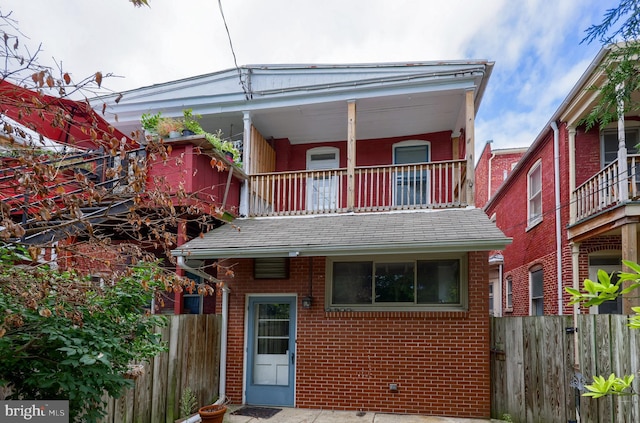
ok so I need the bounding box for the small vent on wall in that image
[254,257,289,279]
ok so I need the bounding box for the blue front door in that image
[245,296,296,406]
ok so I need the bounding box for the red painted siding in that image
[273,132,455,171]
[219,252,491,418]
[147,143,241,212]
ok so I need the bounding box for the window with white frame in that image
[527,161,542,227]
[489,283,494,315]
[506,277,513,310]
[530,267,543,316]
[602,129,639,166]
[328,254,466,310]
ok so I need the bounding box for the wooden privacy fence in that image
[100,314,221,423]
[491,315,640,423]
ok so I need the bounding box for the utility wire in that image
[217,0,250,100]
[490,165,640,235]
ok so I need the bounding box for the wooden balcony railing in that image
[248,159,467,217]
[574,155,640,221]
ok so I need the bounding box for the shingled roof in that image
[172,208,510,258]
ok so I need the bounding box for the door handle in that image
[291,352,295,364]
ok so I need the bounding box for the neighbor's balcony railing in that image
[574,154,640,221]
[248,159,467,217]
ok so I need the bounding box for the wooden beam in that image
[622,222,639,313]
[465,89,475,205]
[347,100,356,211]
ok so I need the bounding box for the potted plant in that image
[156,117,183,138]
[198,402,227,423]
[181,108,203,136]
[141,112,162,134]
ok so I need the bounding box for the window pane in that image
[531,269,543,297]
[529,165,541,196]
[374,262,415,303]
[258,338,289,354]
[395,145,429,164]
[258,303,290,319]
[416,260,460,304]
[332,262,372,304]
[258,320,289,337]
[530,193,542,220]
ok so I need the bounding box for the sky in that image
[0,0,620,159]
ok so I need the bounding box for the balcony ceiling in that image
[97,61,493,144]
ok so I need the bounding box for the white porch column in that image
[465,89,475,205]
[240,111,252,217]
[568,127,577,225]
[347,100,356,211]
[617,83,629,202]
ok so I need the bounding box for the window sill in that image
[324,308,469,319]
[526,217,542,232]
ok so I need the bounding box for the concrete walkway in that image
[223,406,498,423]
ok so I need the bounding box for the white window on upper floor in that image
[601,128,639,166]
[527,160,542,228]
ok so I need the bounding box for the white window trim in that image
[325,253,468,312]
[505,277,513,312]
[527,160,542,229]
[529,267,543,316]
[392,140,431,164]
[600,126,640,167]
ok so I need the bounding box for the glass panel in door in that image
[307,148,339,211]
[394,144,429,206]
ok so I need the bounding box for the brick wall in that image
[219,251,491,418]
[476,143,525,208]
[485,121,621,316]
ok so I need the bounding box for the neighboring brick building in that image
[475,142,526,316]
[475,141,527,209]
[484,45,640,317]
[104,61,511,418]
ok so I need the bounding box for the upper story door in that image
[394,141,430,206]
[306,147,339,211]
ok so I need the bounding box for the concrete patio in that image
[222,406,499,423]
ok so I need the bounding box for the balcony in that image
[574,154,640,222]
[248,159,467,217]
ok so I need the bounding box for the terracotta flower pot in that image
[198,404,227,423]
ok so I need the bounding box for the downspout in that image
[176,256,229,405]
[551,121,563,315]
[498,261,503,317]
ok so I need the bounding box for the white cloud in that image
[0,0,622,156]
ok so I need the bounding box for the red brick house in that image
[475,142,526,316]
[484,45,640,318]
[102,61,510,418]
